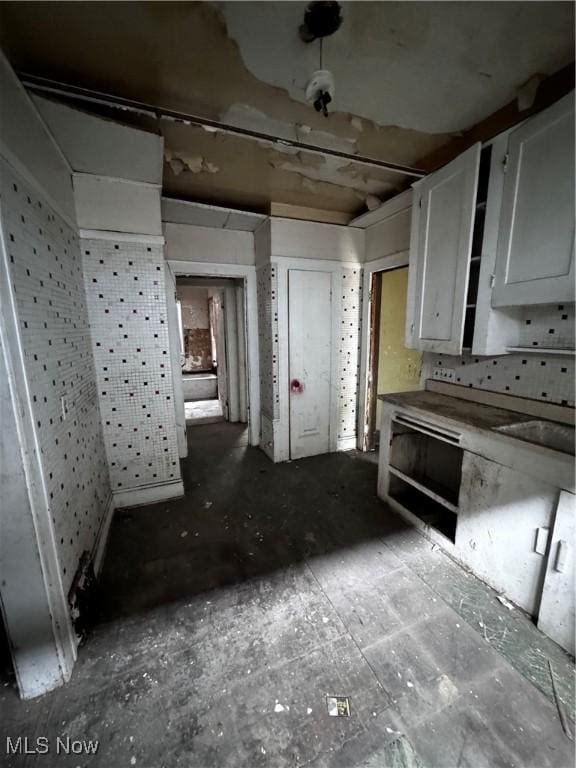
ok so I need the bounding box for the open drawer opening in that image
[389,419,463,507]
[389,475,458,543]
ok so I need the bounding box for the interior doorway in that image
[174,276,249,430]
[364,266,422,451]
[0,610,16,693]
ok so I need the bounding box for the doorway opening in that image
[364,266,422,451]
[0,609,16,693]
[175,276,249,430]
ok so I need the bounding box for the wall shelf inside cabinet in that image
[506,347,575,356]
[389,466,459,513]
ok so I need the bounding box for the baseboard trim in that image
[92,494,115,577]
[113,479,184,509]
[337,436,357,452]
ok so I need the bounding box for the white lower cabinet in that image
[537,490,575,655]
[379,407,574,652]
[457,452,558,616]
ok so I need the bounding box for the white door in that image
[288,270,332,459]
[538,490,575,655]
[492,92,575,306]
[406,143,480,354]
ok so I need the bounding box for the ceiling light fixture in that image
[301,1,342,117]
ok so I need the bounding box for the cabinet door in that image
[537,490,575,655]
[492,93,575,306]
[457,452,557,616]
[407,143,480,354]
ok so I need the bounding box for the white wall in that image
[363,190,412,262]
[0,55,111,698]
[254,218,271,267]
[270,217,364,263]
[73,175,162,235]
[82,236,184,507]
[164,222,255,266]
[29,93,164,235]
[0,51,75,225]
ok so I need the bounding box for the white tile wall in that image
[82,237,182,495]
[425,307,575,411]
[1,158,111,591]
[337,268,362,443]
[425,352,574,407]
[256,262,279,421]
[517,304,575,350]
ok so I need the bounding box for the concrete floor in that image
[185,399,224,424]
[0,422,574,767]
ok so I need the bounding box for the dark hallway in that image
[0,424,573,767]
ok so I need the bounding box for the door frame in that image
[168,260,260,447]
[357,251,410,451]
[164,262,187,458]
[274,256,361,462]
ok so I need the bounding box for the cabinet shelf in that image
[389,466,459,513]
[506,347,575,356]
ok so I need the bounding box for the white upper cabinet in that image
[492,92,575,306]
[406,143,480,354]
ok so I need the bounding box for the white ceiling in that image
[221,1,574,134]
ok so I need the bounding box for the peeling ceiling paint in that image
[0,1,572,216]
[165,149,219,176]
[220,1,574,133]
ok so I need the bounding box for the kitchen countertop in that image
[378,390,536,433]
[378,390,574,492]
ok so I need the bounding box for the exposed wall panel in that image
[82,237,182,497]
[1,158,111,590]
[73,174,162,235]
[164,222,255,266]
[270,218,364,262]
[33,95,164,184]
[365,208,411,262]
[0,52,75,224]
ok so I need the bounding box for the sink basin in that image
[494,420,575,455]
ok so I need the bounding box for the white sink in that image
[494,420,575,456]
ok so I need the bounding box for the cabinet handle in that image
[554,540,568,573]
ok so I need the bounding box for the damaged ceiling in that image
[0,1,573,217]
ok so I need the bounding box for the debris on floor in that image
[496,595,515,611]
[326,695,351,717]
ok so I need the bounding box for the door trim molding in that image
[357,250,410,450]
[167,260,260,447]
